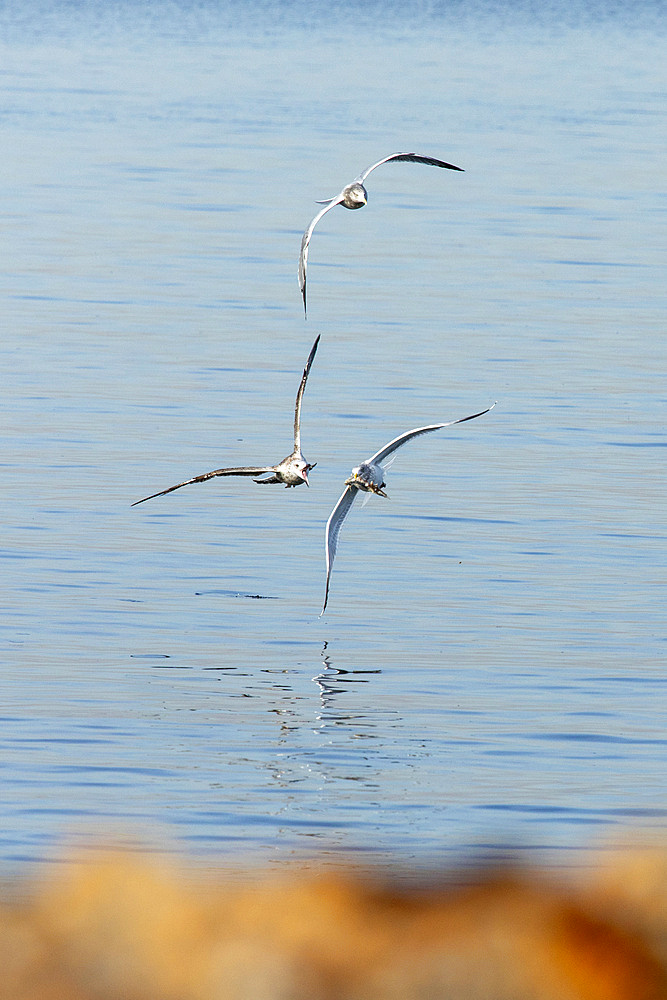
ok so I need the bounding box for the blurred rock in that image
[0,847,665,1000]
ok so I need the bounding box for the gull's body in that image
[132,335,320,507]
[299,152,464,315]
[321,403,495,613]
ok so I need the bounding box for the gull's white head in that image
[295,458,316,486]
[344,462,385,494]
[345,464,365,485]
[341,182,367,210]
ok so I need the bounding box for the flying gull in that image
[299,152,464,316]
[132,335,321,506]
[321,403,495,613]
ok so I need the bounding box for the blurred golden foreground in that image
[0,846,666,1000]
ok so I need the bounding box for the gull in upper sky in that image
[132,335,320,506]
[321,403,496,613]
[298,152,464,315]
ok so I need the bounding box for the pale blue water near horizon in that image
[0,0,665,878]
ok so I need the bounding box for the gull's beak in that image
[303,462,316,486]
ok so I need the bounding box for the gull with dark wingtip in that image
[299,152,464,315]
[132,335,321,506]
[321,403,495,613]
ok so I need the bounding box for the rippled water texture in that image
[0,0,665,874]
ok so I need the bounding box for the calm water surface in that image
[0,0,665,876]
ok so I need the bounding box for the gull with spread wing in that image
[299,152,464,315]
[321,403,495,613]
[132,335,320,507]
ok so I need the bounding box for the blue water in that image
[0,0,665,875]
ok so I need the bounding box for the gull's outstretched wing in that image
[356,152,464,184]
[322,484,358,614]
[299,197,344,316]
[367,403,496,466]
[293,334,320,452]
[131,466,276,506]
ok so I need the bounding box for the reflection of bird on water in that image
[314,642,381,718]
[132,336,320,506]
[299,152,464,315]
[315,643,348,700]
[321,403,496,614]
